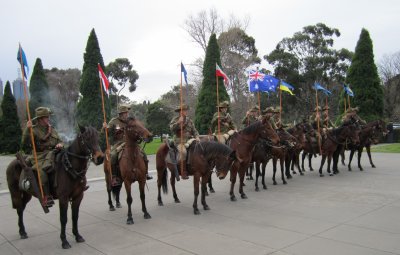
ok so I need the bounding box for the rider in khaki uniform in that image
[104,105,152,185]
[342,107,367,125]
[322,106,335,129]
[211,101,237,143]
[169,104,199,179]
[242,106,260,127]
[21,107,63,207]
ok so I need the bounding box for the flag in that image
[216,63,231,89]
[181,62,188,85]
[264,75,279,92]
[98,64,110,97]
[248,70,279,93]
[17,46,29,78]
[343,84,354,97]
[313,82,332,96]
[280,80,295,95]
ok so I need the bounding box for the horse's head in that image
[260,118,280,145]
[214,150,237,180]
[125,117,153,142]
[343,122,360,145]
[78,125,104,165]
[377,120,389,137]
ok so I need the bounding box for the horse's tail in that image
[162,168,168,194]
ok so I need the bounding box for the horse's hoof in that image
[255,187,259,192]
[283,181,287,185]
[116,202,122,208]
[230,196,237,202]
[20,233,28,239]
[174,198,181,203]
[246,177,250,180]
[126,218,134,225]
[263,185,267,190]
[75,235,85,243]
[144,213,151,219]
[273,182,277,185]
[241,193,248,199]
[320,174,324,177]
[292,171,297,175]
[62,241,71,249]
[242,183,246,186]
[158,201,164,206]
[109,206,116,211]
[329,173,334,176]
[310,168,314,171]
[209,188,215,193]
[360,168,364,171]
[287,175,293,179]
[194,209,201,215]
[372,165,376,168]
[203,205,210,210]
[249,176,254,180]
[205,191,209,196]
[300,172,304,176]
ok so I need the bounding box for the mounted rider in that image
[104,105,152,186]
[211,101,237,143]
[21,107,63,207]
[169,104,200,180]
[322,106,335,129]
[241,106,260,127]
[342,107,367,125]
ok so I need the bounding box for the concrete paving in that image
[0,152,400,254]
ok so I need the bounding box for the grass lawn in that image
[370,143,400,153]
[141,138,163,155]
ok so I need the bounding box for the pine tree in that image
[29,58,49,113]
[0,81,22,153]
[195,34,229,134]
[345,28,383,121]
[76,28,110,130]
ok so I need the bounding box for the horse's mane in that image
[193,141,232,159]
[240,121,262,135]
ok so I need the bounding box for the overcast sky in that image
[1,0,399,103]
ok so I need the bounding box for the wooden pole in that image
[347,95,351,109]
[257,92,261,115]
[315,90,322,155]
[19,44,45,202]
[344,95,347,114]
[216,70,221,139]
[99,69,112,184]
[279,84,282,126]
[180,63,184,177]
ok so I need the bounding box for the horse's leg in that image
[281,156,287,184]
[366,145,375,168]
[327,154,334,176]
[71,194,85,243]
[170,170,180,203]
[358,147,364,171]
[301,152,306,172]
[201,175,210,211]
[296,152,304,175]
[208,172,215,193]
[249,162,254,180]
[261,162,267,190]
[348,149,355,171]
[255,161,260,191]
[59,197,71,249]
[229,168,238,201]
[107,187,115,211]
[238,167,248,199]
[193,173,201,215]
[332,146,341,174]
[157,168,164,206]
[139,180,151,219]
[285,155,292,179]
[319,155,327,177]
[124,181,134,225]
[114,185,122,208]
[341,148,346,166]
[308,153,314,171]
[15,192,31,239]
[272,158,277,185]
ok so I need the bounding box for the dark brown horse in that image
[318,122,360,177]
[117,117,153,224]
[156,141,236,214]
[6,125,104,249]
[301,122,319,172]
[286,123,307,177]
[228,118,279,201]
[342,120,388,171]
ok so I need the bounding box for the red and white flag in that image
[98,64,109,97]
[216,63,231,89]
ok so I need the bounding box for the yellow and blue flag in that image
[280,81,295,95]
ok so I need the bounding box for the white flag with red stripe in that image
[216,63,231,89]
[98,64,109,97]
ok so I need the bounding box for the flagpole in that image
[19,44,46,207]
[347,95,351,109]
[99,66,112,185]
[344,94,347,114]
[216,66,221,139]
[257,91,261,115]
[315,89,322,155]
[325,86,329,127]
[180,62,184,178]
[279,83,282,126]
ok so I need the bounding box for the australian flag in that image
[248,70,279,93]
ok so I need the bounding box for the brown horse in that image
[342,120,388,171]
[286,123,307,177]
[117,117,153,224]
[318,122,360,177]
[228,118,279,201]
[6,125,104,249]
[156,141,236,214]
[301,122,319,172]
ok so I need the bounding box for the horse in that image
[228,118,279,201]
[301,122,319,172]
[317,122,360,177]
[342,120,388,171]
[116,117,153,224]
[156,141,236,214]
[287,123,307,177]
[6,125,104,249]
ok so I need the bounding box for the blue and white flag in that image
[343,84,354,97]
[313,82,332,96]
[17,46,29,78]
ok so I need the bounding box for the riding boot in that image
[42,184,54,208]
[111,152,121,186]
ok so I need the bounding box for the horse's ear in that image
[78,124,86,134]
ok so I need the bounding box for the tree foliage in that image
[145,101,173,136]
[195,34,229,134]
[345,28,383,121]
[160,84,197,120]
[106,58,139,93]
[0,81,22,153]
[76,29,110,130]
[29,58,49,114]
[265,23,353,121]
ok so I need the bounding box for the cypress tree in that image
[345,28,383,121]
[0,81,22,153]
[195,34,229,134]
[76,28,110,129]
[29,58,49,113]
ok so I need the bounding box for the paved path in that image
[1,152,400,254]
